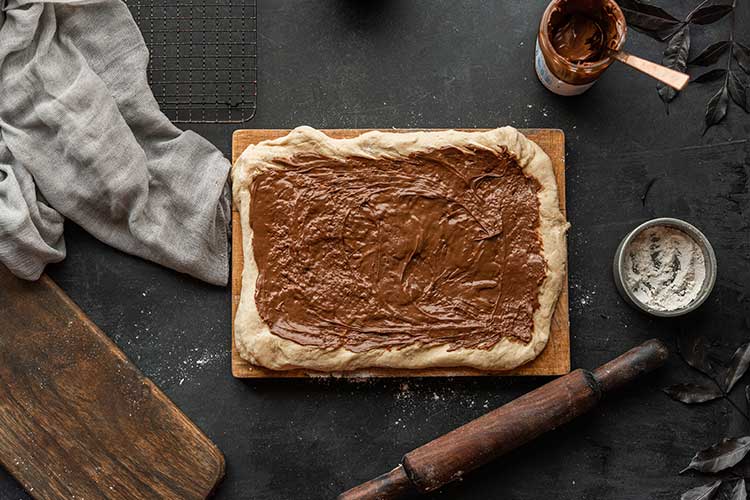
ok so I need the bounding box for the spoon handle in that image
[613,50,690,91]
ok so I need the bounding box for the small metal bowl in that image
[613,217,717,317]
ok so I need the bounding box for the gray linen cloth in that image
[0,0,230,285]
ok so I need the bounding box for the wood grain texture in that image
[340,339,669,498]
[231,129,569,378]
[337,465,416,500]
[0,267,225,500]
[402,369,598,493]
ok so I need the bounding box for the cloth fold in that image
[0,0,231,285]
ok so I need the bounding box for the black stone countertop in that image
[2,1,749,499]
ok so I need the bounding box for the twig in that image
[641,177,659,207]
[724,6,735,89]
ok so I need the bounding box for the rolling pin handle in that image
[592,339,669,394]
[338,465,417,500]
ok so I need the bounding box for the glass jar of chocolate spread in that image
[535,0,627,95]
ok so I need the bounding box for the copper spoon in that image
[611,50,689,91]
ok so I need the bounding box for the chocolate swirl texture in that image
[248,145,546,353]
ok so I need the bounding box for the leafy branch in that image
[667,335,750,499]
[690,7,750,133]
[620,0,749,133]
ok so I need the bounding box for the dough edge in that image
[231,126,569,372]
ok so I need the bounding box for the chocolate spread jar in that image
[535,0,627,95]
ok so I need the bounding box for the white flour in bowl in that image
[623,226,707,311]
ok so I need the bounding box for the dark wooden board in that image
[231,128,569,378]
[0,267,225,500]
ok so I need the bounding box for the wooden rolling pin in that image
[339,339,668,500]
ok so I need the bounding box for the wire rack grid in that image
[126,0,257,124]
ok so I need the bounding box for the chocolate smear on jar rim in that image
[249,146,546,353]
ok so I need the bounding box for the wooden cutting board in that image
[231,129,569,378]
[0,267,224,499]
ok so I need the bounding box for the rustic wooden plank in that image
[231,129,569,378]
[0,267,225,499]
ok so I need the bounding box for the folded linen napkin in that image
[0,0,230,285]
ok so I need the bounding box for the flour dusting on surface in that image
[623,226,706,311]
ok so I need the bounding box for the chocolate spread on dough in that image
[249,146,546,352]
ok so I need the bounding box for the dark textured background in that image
[2,1,750,499]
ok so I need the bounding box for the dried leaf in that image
[619,0,679,22]
[689,41,731,66]
[664,383,723,404]
[620,0,682,41]
[678,335,714,377]
[724,342,750,392]
[693,69,728,83]
[687,4,734,25]
[728,72,749,113]
[681,480,722,500]
[681,436,750,474]
[703,84,729,135]
[730,479,747,500]
[659,24,691,104]
[735,42,750,74]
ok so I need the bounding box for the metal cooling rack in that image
[126,0,257,124]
